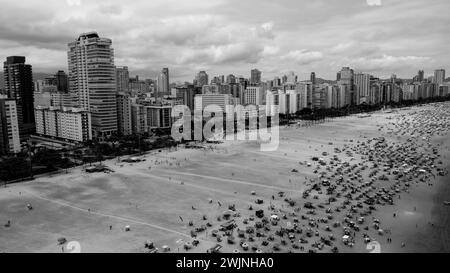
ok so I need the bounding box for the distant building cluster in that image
[0,31,449,155]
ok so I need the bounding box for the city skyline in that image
[0,0,449,82]
[2,0,450,259]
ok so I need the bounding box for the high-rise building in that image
[116,66,130,93]
[285,71,296,84]
[295,84,309,110]
[338,67,354,85]
[226,74,236,84]
[157,68,170,97]
[3,56,35,141]
[324,85,334,109]
[368,83,381,105]
[286,90,302,114]
[131,104,146,134]
[230,83,240,100]
[116,93,132,136]
[34,79,57,94]
[310,72,316,85]
[354,73,371,105]
[312,86,328,109]
[337,67,355,105]
[55,70,68,93]
[211,76,224,85]
[129,76,151,94]
[195,71,209,87]
[265,90,279,116]
[278,91,290,114]
[439,85,449,97]
[415,70,424,82]
[146,104,173,129]
[434,69,446,85]
[173,84,200,112]
[250,69,262,85]
[0,98,21,154]
[68,32,118,139]
[273,77,281,87]
[34,75,72,109]
[296,82,313,108]
[244,86,265,105]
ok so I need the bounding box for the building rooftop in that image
[77,32,100,41]
[5,56,26,65]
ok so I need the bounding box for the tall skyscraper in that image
[195,71,209,87]
[250,69,262,85]
[434,69,446,85]
[337,67,355,105]
[116,66,130,93]
[354,73,371,105]
[68,32,118,139]
[157,68,170,97]
[417,70,424,82]
[310,72,316,85]
[3,56,35,141]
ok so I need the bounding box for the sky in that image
[0,0,449,82]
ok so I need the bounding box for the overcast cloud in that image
[0,0,448,81]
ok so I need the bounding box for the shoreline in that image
[371,107,450,253]
[428,135,450,252]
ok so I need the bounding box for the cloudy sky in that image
[0,0,449,82]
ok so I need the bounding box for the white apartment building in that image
[265,90,279,116]
[35,106,92,142]
[325,85,334,109]
[0,99,21,154]
[286,90,302,114]
[278,91,289,115]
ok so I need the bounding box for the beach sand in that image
[0,102,449,253]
